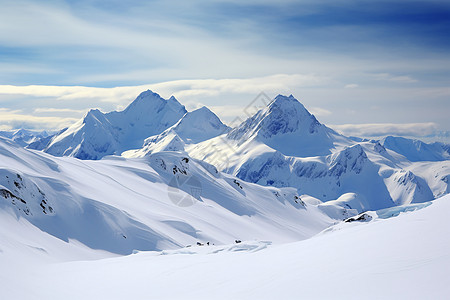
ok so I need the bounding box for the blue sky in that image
[0,0,449,140]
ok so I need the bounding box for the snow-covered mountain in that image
[381,135,450,162]
[2,89,450,299]
[0,128,51,147]
[31,90,187,159]
[186,94,450,211]
[227,94,351,157]
[168,106,230,143]
[123,106,230,157]
[12,90,450,217]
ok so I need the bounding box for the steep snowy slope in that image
[2,193,449,300]
[405,160,450,198]
[0,137,346,256]
[34,90,187,159]
[45,109,120,160]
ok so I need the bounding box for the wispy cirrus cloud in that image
[0,0,449,87]
[373,73,418,83]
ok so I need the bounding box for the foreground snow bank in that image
[2,194,449,300]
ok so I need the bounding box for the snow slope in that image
[1,193,449,299]
[34,90,187,159]
[0,137,346,257]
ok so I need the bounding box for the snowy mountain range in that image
[13,90,450,213]
[29,90,187,159]
[0,128,52,147]
[1,89,450,299]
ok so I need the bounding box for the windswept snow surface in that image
[1,194,449,299]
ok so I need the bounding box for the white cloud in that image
[33,108,87,114]
[0,76,447,136]
[309,107,332,117]
[209,105,250,124]
[330,122,438,137]
[0,108,78,131]
[0,73,325,104]
[390,76,418,83]
[0,124,12,131]
[0,74,328,130]
[344,84,358,89]
[373,73,417,83]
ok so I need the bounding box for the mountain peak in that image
[84,108,104,121]
[188,106,215,117]
[169,106,229,143]
[269,94,312,118]
[227,94,350,157]
[123,90,166,113]
[137,89,163,100]
[228,94,317,141]
[271,94,297,104]
[120,90,186,117]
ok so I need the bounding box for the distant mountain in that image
[32,90,187,160]
[381,136,450,162]
[0,128,51,147]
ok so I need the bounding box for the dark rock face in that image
[344,213,372,223]
[0,171,54,217]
